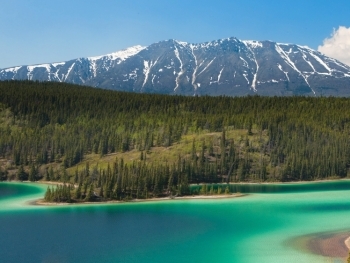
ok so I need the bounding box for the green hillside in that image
[1,80,350,201]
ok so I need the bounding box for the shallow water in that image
[1,181,350,263]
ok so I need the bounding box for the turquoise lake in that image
[1,181,350,263]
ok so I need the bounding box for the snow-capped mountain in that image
[2,37,350,96]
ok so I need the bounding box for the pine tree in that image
[99,184,104,198]
[17,165,27,181]
[84,183,94,202]
[28,164,37,182]
[218,186,222,195]
[44,187,52,202]
[48,166,54,181]
[75,183,82,199]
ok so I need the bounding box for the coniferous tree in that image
[17,165,28,181]
[28,163,37,182]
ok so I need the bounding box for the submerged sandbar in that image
[287,230,350,260]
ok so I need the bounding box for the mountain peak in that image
[1,37,350,96]
[88,45,146,62]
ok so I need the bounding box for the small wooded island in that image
[1,80,350,203]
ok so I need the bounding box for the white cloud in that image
[318,26,350,66]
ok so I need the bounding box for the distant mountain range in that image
[1,37,350,96]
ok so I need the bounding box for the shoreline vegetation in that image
[40,180,240,204]
[4,177,348,206]
[33,192,246,206]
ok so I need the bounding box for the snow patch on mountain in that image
[276,44,315,94]
[65,63,75,81]
[4,66,21,73]
[277,64,290,81]
[190,44,200,90]
[308,51,332,73]
[198,57,216,76]
[243,40,263,49]
[89,45,145,63]
[174,46,185,91]
[244,41,259,92]
[210,67,224,85]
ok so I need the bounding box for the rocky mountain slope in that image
[2,37,350,96]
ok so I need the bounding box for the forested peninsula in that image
[0,80,350,203]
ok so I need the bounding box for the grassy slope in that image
[1,101,270,182]
[66,128,269,177]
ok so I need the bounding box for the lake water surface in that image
[1,181,350,263]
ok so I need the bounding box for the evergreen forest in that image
[1,80,350,202]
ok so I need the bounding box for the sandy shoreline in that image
[308,232,350,258]
[32,193,246,206]
[345,236,350,251]
[288,231,350,260]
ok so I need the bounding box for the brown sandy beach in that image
[287,231,350,261]
[308,232,350,258]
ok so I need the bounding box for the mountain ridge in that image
[1,37,350,96]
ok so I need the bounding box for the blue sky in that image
[1,0,350,68]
